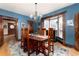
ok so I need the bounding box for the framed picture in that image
[67,20,74,26]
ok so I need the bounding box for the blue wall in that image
[33,16,40,33]
[43,3,79,46]
[0,8,30,40]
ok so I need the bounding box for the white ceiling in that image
[0,3,73,16]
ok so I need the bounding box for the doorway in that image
[3,19,18,43]
[0,16,18,44]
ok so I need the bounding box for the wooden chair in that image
[21,28,26,48]
[21,28,38,56]
[48,28,55,52]
[39,28,54,56]
[38,28,41,34]
[41,28,46,35]
[37,28,48,55]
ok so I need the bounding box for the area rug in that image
[8,41,69,56]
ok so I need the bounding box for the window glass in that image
[44,15,63,39]
[44,20,49,30]
[59,16,63,38]
[50,19,58,30]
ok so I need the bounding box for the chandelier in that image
[30,3,42,22]
[30,3,37,21]
[34,3,37,21]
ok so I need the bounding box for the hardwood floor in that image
[56,42,79,56]
[0,42,11,56]
[0,35,16,56]
[0,39,79,56]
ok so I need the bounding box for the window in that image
[44,15,63,39]
[44,19,49,30]
[58,16,63,38]
[50,19,58,30]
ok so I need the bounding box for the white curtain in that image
[58,16,63,38]
[50,19,58,30]
[44,20,49,30]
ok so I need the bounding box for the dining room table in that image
[28,33,49,55]
[29,34,48,41]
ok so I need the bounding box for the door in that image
[75,13,79,50]
[0,16,3,47]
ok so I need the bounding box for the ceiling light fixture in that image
[30,3,37,21]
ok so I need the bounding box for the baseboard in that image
[56,37,74,48]
[65,44,74,48]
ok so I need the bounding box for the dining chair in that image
[38,28,41,34]
[37,28,48,55]
[21,28,36,56]
[21,28,26,48]
[48,28,55,52]
[25,28,35,56]
[41,28,46,35]
[39,28,54,56]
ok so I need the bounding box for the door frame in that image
[74,13,79,50]
[2,16,18,40]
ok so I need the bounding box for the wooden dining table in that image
[29,34,48,41]
[29,34,48,55]
[22,28,54,55]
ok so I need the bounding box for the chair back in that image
[21,28,29,39]
[21,28,29,48]
[48,28,55,39]
[41,28,46,36]
[38,28,41,34]
[48,28,55,47]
